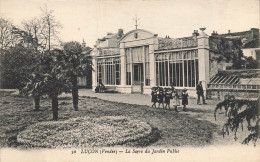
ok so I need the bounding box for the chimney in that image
[117,29,123,38]
[107,32,113,36]
[82,39,86,48]
[211,30,217,36]
[96,39,101,45]
[193,30,199,36]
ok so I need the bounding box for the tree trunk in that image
[72,75,79,111]
[48,22,51,51]
[34,95,40,111]
[52,94,58,121]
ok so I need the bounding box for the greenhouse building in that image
[91,28,259,97]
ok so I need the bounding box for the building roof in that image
[209,69,260,85]
[240,78,260,85]
[96,33,119,48]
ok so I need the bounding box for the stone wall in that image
[209,51,233,79]
[207,89,259,100]
[208,35,243,76]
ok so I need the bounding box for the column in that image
[92,56,97,91]
[120,47,126,86]
[142,46,145,85]
[197,28,210,95]
[149,36,158,87]
[130,48,133,86]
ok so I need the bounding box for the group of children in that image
[151,86,188,112]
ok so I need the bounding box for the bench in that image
[104,85,117,93]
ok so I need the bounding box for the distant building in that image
[77,39,92,88]
[91,28,259,97]
[242,48,260,59]
[211,28,260,61]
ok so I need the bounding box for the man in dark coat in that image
[196,81,206,104]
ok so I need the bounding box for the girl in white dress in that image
[172,88,179,112]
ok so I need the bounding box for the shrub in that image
[17,116,152,148]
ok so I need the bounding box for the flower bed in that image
[17,116,152,148]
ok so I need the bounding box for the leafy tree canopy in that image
[215,95,259,146]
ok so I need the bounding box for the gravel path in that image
[74,89,253,146]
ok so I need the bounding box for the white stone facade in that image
[92,29,210,97]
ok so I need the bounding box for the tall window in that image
[97,63,103,84]
[104,59,114,85]
[144,46,150,86]
[125,48,131,85]
[156,50,199,87]
[96,57,121,85]
[115,58,120,85]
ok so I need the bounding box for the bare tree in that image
[0,18,19,52]
[22,6,62,52]
[22,18,43,52]
[39,6,62,51]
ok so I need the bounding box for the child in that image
[151,87,157,108]
[164,88,172,109]
[181,88,188,111]
[172,88,179,112]
[157,87,164,109]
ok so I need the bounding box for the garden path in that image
[1,89,251,146]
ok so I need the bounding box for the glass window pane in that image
[184,60,188,87]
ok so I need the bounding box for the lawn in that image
[0,91,217,148]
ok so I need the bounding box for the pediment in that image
[119,29,154,43]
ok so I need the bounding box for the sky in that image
[0,0,259,47]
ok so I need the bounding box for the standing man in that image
[196,81,207,105]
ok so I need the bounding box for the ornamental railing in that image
[98,48,120,56]
[158,37,198,50]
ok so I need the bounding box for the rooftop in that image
[209,69,260,86]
